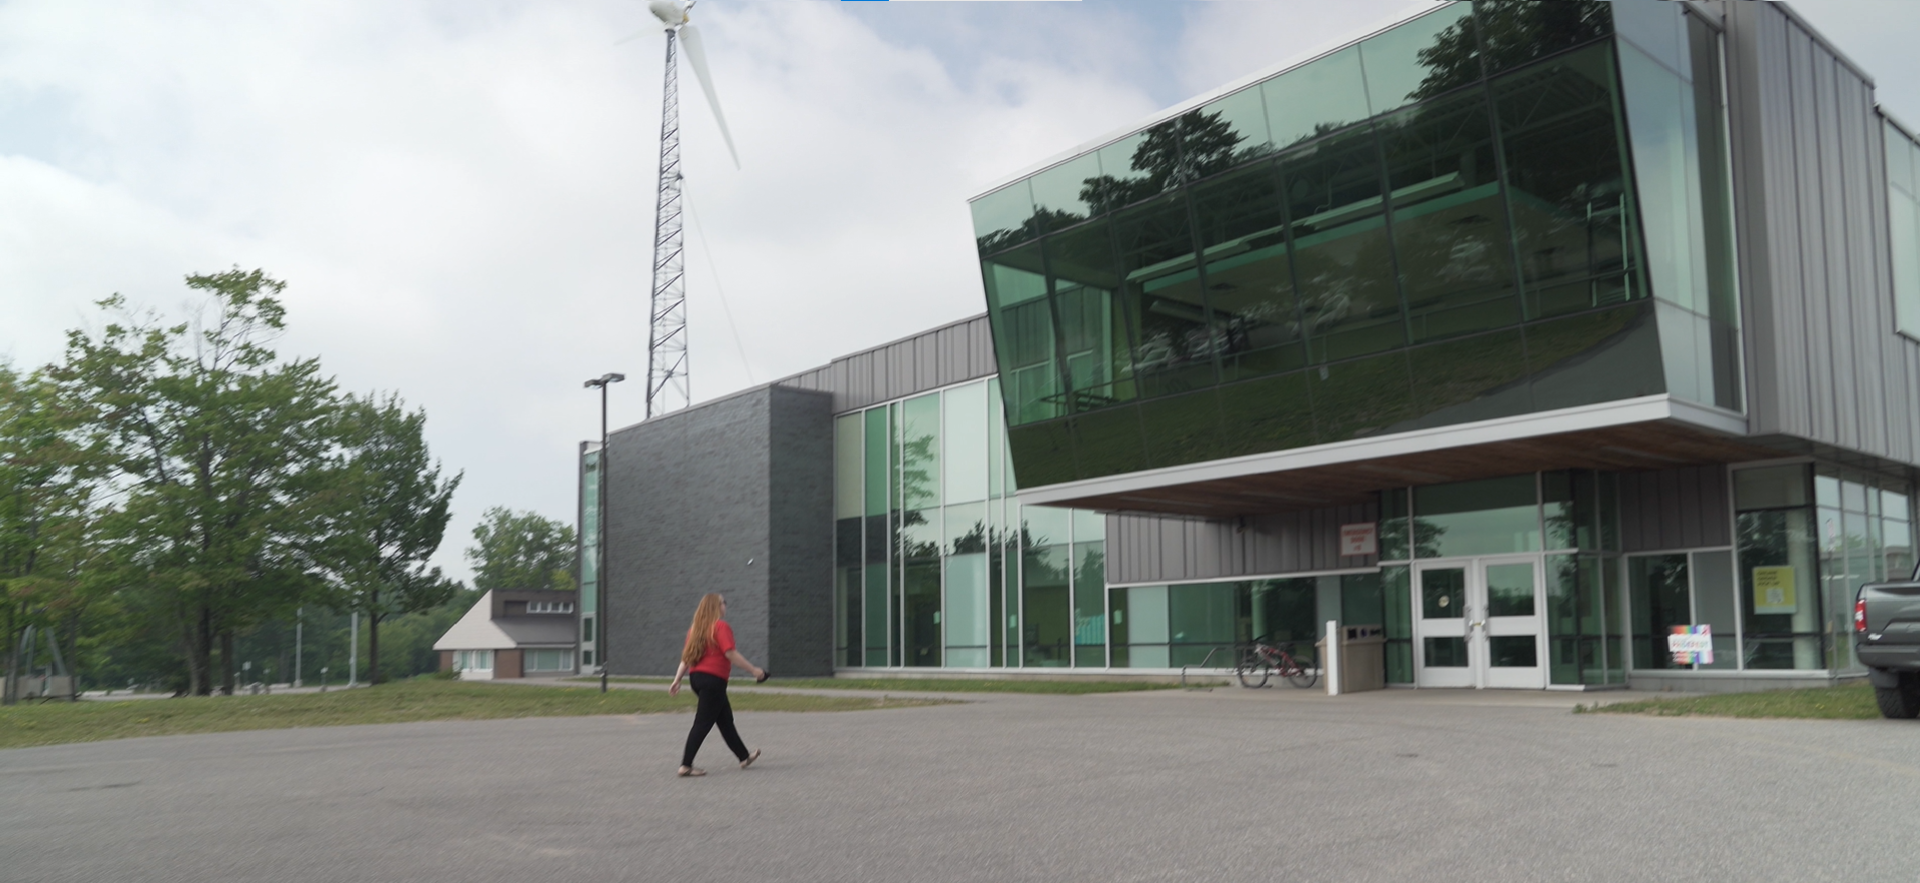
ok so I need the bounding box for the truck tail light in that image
[1855,598,1868,633]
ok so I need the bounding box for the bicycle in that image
[1236,638,1318,689]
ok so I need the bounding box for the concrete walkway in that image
[3,684,1913,882]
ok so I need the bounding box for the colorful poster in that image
[1753,566,1797,614]
[1668,625,1714,665]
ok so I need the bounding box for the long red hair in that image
[681,593,725,668]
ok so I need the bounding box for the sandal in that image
[739,749,761,770]
[677,766,706,777]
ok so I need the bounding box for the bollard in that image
[1325,620,1341,697]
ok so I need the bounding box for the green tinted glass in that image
[1113,193,1214,397]
[1359,3,1476,114]
[1028,154,1102,226]
[1282,127,1405,362]
[1263,46,1370,150]
[901,394,941,509]
[971,180,1035,253]
[944,553,990,666]
[1191,160,1305,380]
[1073,541,1106,666]
[1525,301,1665,412]
[1200,86,1273,158]
[942,383,988,504]
[1414,475,1540,557]
[1485,563,1536,616]
[1378,89,1518,343]
[1494,45,1634,318]
[1046,220,1135,409]
[1022,544,1072,666]
[835,414,863,520]
[1021,505,1072,548]
[864,407,889,516]
[1475,0,1612,78]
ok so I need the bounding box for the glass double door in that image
[1413,556,1546,689]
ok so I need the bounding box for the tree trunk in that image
[219,630,235,696]
[189,605,213,696]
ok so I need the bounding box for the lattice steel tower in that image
[646,26,689,418]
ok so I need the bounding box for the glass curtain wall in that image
[1885,119,1920,339]
[1733,465,1821,670]
[974,1,1690,489]
[831,379,1107,670]
[1612,1,1742,411]
[1816,471,1916,673]
[1375,470,1623,685]
[1625,551,1738,673]
[579,444,601,669]
[1108,574,1376,670]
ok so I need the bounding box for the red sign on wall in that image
[1340,523,1378,557]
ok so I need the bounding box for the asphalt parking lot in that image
[4,684,1917,882]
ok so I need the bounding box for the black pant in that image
[682,672,749,767]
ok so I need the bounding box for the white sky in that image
[2,0,1916,583]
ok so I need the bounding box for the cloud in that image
[5,0,1918,587]
[0,0,1161,582]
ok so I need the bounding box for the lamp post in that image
[584,372,626,693]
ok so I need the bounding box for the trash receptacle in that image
[1317,625,1385,694]
[1338,625,1386,693]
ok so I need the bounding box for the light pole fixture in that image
[584,372,626,693]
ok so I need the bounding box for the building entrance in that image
[1412,556,1546,689]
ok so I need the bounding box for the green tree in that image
[467,508,576,592]
[0,364,103,702]
[319,393,463,685]
[54,269,340,695]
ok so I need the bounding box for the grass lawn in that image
[1582,683,1881,720]
[0,678,942,750]
[572,675,1182,695]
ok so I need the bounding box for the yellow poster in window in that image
[1753,566,1797,614]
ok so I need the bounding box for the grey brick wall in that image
[602,385,834,677]
[766,387,835,676]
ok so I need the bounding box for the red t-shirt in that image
[689,620,736,679]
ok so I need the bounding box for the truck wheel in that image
[1874,676,1920,719]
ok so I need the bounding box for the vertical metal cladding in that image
[1616,465,1731,553]
[1725,1,1920,464]
[775,314,998,414]
[1105,503,1379,586]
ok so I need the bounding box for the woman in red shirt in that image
[668,593,766,777]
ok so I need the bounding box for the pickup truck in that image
[1855,565,1920,718]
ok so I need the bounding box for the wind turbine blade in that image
[678,23,740,169]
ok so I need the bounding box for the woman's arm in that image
[667,661,689,696]
[725,649,765,682]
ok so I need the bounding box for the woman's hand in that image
[668,678,681,697]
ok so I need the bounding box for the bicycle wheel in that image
[1236,661,1271,688]
[1284,656,1318,689]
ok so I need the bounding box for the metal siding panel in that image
[1677,468,1701,549]
[1849,81,1893,459]
[1773,16,1813,439]
[919,335,938,393]
[1726,3,1780,435]
[1305,510,1324,572]
[1702,465,1731,548]
[1815,54,1859,452]
[1869,117,1915,464]
[1793,30,1837,447]
[1618,473,1642,552]
[1658,469,1685,549]
[973,317,997,378]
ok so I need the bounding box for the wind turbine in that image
[632,0,738,417]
